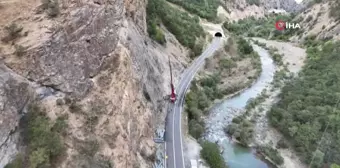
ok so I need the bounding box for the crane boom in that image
[168,56,176,102]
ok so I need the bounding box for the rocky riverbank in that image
[203,38,308,168]
[250,38,307,168]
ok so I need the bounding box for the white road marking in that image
[164,143,167,168]
[170,38,221,168]
[172,46,211,168]
[172,100,177,168]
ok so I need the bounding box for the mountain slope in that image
[0,0,189,167]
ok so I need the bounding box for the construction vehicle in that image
[168,56,177,103]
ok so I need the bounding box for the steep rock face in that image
[262,0,303,12]
[0,64,33,168]
[1,0,187,167]
[219,0,303,21]
[6,4,122,98]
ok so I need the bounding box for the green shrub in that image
[166,0,219,21]
[14,45,26,57]
[331,164,340,168]
[1,23,23,43]
[220,58,236,73]
[189,119,204,139]
[146,0,205,52]
[246,0,260,6]
[258,146,284,165]
[200,141,228,168]
[224,14,295,41]
[191,38,204,58]
[147,19,166,44]
[52,115,68,135]
[268,41,340,165]
[79,138,100,157]
[224,123,238,135]
[310,150,324,168]
[305,15,313,22]
[276,138,289,149]
[5,103,67,168]
[4,154,24,168]
[330,0,340,20]
[41,0,60,17]
[185,74,223,139]
[225,116,254,146]
[237,37,254,56]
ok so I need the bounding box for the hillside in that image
[0,0,189,167]
[218,0,340,167]
[1,0,340,168]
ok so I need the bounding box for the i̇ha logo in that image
[275,20,301,31]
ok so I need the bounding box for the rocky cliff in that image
[0,64,34,168]
[261,0,303,12]
[0,0,188,167]
[219,0,303,21]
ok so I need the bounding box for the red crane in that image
[169,56,176,103]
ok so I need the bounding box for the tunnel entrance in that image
[214,32,222,37]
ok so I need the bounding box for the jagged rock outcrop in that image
[6,4,122,98]
[0,0,187,167]
[262,0,304,12]
[0,64,33,168]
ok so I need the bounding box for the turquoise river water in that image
[204,44,276,168]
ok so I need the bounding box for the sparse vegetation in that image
[237,37,254,56]
[305,15,313,22]
[78,138,100,157]
[41,0,60,17]
[56,98,64,106]
[147,0,205,57]
[246,0,260,6]
[69,102,83,113]
[14,45,26,57]
[1,23,23,43]
[268,41,340,166]
[330,0,340,20]
[257,145,284,165]
[4,154,24,168]
[276,138,289,149]
[224,115,254,146]
[245,90,269,111]
[268,47,284,65]
[332,164,340,168]
[200,141,228,168]
[5,103,67,168]
[146,0,166,44]
[186,74,220,138]
[166,0,219,22]
[223,14,297,41]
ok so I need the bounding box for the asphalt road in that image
[165,37,222,168]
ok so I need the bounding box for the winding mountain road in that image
[165,37,222,168]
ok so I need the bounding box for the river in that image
[204,44,276,168]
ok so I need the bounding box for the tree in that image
[220,58,236,73]
[189,120,204,139]
[200,141,228,168]
[4,155,23,168]
[331,164,340,168]
[311,150,325,168]
[237,37,253,56]
[29,148,50,168]
[268,41,340,165]
[277,138,289,149]
[5,103,67,168]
